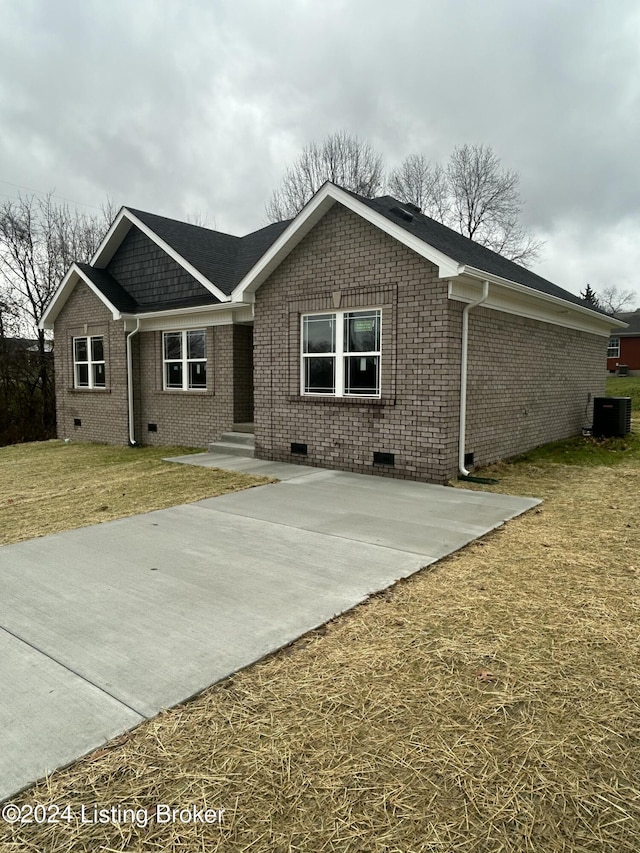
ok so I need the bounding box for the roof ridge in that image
[125,207,241,241]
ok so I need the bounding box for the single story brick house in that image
[41,182,624,483]
[607,311,640,374]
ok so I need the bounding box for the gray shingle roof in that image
[122,210,290,303]
[613,311,640,335]
[76,264,139,313]
[353,193,607,315]
[126,209,241,296]
[83,191,606,316]
[235,219,291,282]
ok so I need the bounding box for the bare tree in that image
[266,131,384,221]
[186,210,216,229]
[0,193,114,437]
[595,285,637,314]
[388,144,543,266]
[387,153,449,220]
[0,193,113,335]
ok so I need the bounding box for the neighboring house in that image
[607,311,640,373]
[40,183,624,484]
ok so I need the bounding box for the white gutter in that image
[459,280,490,477]
[126,319,140,446]
[459,265,628,329]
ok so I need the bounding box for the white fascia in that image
[91,208,229,303]
[121,301,253,333]
[449,266,629,336]
[230,182,462,303]
[39,264,122,329]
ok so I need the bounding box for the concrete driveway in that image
[0,458,538,802]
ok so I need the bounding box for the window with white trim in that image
[607,337,620,358]
[301,309,381,397]
[73,336,105,388]
[163,330,207,390]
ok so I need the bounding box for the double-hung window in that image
[301,309,381,397]
[607,337,620,358]
[163,330,207,390]
[73,336,105,388]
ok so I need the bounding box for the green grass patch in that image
[512,425,640,466]
[606,374,640,409]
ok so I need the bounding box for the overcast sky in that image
[1,0,639,303]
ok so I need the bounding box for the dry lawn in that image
[1,436,640,852]
[0,441,269,545]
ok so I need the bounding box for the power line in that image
[0,179,103,211]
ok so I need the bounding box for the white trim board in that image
[40,264,122,329]
[448,277,626,337]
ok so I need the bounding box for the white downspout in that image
[459,280,489,477]
[126,319,140,446]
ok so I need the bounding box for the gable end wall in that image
[253,204,461,483]
[106,226,213,306]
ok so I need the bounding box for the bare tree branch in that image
[595,285,637,314]
[0,193,115,440]
[388,144,544,266]
[266,131,384,221]
[0,193,112,334]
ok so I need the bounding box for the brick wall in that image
[464,306,607,466]
[54,282,244,448]
[134,325,235,447]
[253,203,609,483]
[253,204,461,483]
[54,282,129,443]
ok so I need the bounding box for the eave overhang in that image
[39,263,123,330]
[449,267,629,336]
[120,301,253,332]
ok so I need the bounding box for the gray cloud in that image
[1,0,639,301]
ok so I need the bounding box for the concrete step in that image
[232,422,255,434]
[207,441,255,458]
[219,431,255,446]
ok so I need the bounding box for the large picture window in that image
[163,330,207,390]
[73,336,105,388]
[301,309,381,397]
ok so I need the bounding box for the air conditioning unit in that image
[592,397,632,437]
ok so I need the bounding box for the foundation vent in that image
[373,451,395,466]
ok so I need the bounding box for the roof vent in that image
[390,205,414,222]
[404,202,422,214]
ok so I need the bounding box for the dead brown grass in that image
[0,440,270,546]
[1,445,640,851]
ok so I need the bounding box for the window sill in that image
[288,395,394,407]
[152,389,212,396]
[68,387,111,394]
